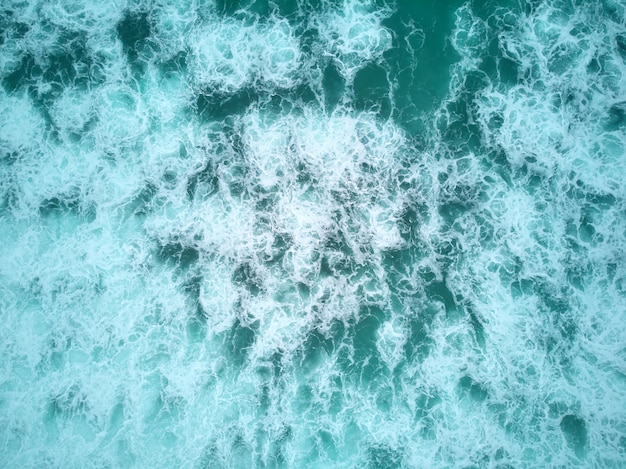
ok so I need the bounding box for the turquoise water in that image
[1,0,625,467]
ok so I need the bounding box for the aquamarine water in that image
[1,0,625,467]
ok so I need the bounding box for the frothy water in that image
[1,0,625,467]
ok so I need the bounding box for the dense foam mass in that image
[190,17,301,91]
[0,0,625,467]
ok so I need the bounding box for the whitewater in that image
[0,0,625,467]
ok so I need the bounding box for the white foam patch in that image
[376,318,407,370]
[243,108,406,272]
[94,85,149,145]
[50,87,96,137]
[435,1,626,466]
[0,91,45,157]
[39,0,126,31]
[148,106,408,359]
[190,17,302,92]
[366,202,405,251]
[151,0,200,60]
[315,0,393,79]
[451,4,488,67]
[143,70,194,131]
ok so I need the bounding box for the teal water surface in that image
[1,0,625,467]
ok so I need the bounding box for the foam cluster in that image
[190,17,302,92]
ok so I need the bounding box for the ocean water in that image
[0,0,625,467]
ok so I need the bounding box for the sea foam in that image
[0,0,625,467]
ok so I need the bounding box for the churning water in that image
[1,0,625,467]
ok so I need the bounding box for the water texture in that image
[0,0,625,467]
